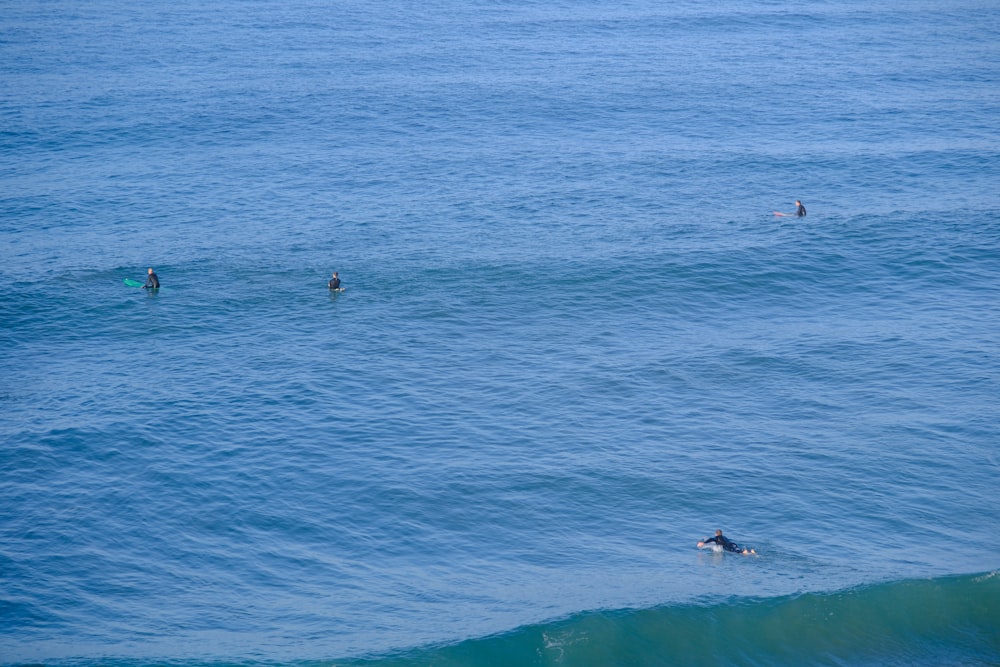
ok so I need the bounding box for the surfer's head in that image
[715,529,723,536]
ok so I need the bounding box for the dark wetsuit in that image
[703,534,743,553]
[144,272,160,289]
[796,203,807,217]
[328,276,341,290]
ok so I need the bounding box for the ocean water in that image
[2,0,999,665]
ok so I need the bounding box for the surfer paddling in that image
[773,200,806,218]
[143,268,160,289]
[697,529,755,555]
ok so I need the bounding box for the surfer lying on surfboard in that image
[773,200,806,217]
[697,529,755,555]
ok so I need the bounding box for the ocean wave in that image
[16,573,993,666]
[340,571,999,667]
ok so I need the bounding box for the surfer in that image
[697,529,755,555]
[328,272,341,290]
[773,200,807,218]
[143,268,160,289]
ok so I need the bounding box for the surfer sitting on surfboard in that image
[328,271,341,291]
[697,529,755,555]
[773,200,806,218]
[143,268,160,289]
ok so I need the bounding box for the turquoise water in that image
[2,1,999,664]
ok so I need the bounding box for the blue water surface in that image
[2,0,999,664]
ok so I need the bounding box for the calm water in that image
[2,0,999,664]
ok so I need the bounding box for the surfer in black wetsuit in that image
[328,272,341,290]
[143,268,160,289]
[773,200,807,218]
[698,529,755,555]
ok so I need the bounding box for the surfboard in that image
[330,287,345,292]
[124,278,144,287]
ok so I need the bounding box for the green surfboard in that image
[124,278,144,287]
